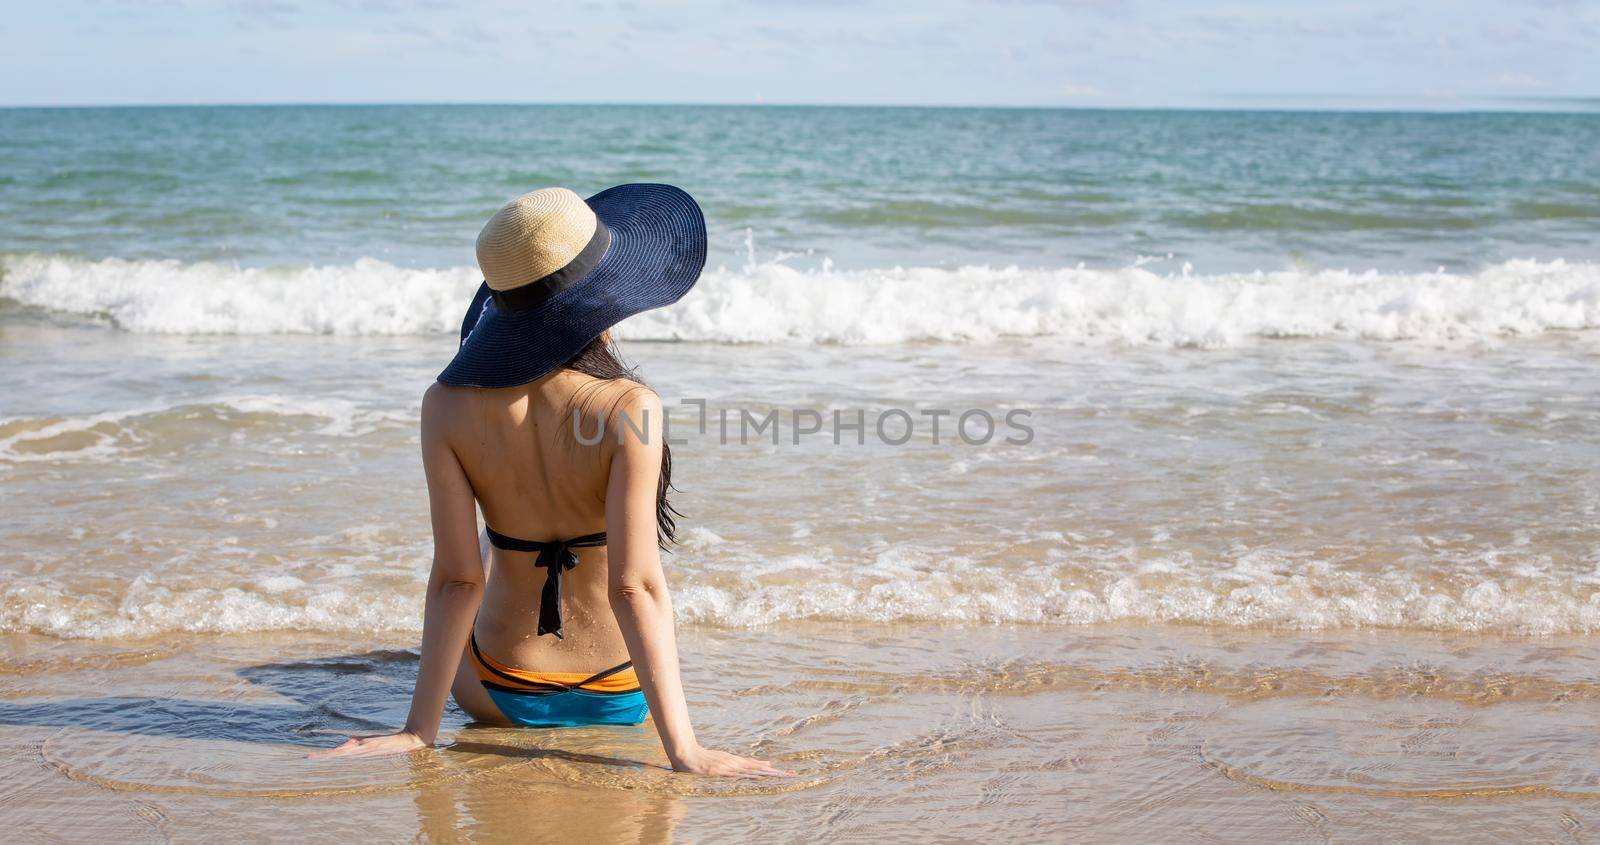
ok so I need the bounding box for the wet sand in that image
[5,622,1600,843]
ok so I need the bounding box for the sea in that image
[4,105,1597,638]
[2,106,1600,839]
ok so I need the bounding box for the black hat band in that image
[488,224,613,314]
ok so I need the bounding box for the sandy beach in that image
[7,623,1600,842]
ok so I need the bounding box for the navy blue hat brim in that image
[437,183,707,388]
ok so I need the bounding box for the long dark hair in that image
[562,333,680,547]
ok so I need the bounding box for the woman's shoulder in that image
[418,376,662,444]
[573,375,660,413]
[420,380,473,422]
[566,375,663,444]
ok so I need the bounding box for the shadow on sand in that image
[0,649,648,770]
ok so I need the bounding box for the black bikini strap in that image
[484,526,607,551]
[469,631,569,691]
[482,526,608,639]
[564,531,608,548]
[577,660,635,688]
[483,525,538,553]
[473,631,635,694]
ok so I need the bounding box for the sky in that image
[0,0,1595,108]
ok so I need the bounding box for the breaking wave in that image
[3,253,1598,346]
[6,541,1600,638]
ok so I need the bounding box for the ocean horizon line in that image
[2,97,1597,115]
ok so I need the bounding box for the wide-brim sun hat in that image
[438,183,706,388]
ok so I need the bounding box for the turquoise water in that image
[1,105,1599,639]
[3,105,1598,272]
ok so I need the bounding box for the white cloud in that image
[1495,71,1543,89]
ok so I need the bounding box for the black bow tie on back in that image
[483,526,608,639]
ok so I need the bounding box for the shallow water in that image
[4,318,1598,639]
[6,624,1600,842]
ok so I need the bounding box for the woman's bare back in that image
[427,370,649,677]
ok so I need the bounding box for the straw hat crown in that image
[442,183,706,389]
[476,187,600,292]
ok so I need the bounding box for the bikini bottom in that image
[468,633,649,727]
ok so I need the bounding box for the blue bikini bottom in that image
[470,634,650,728]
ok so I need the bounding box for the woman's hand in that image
[670,745,796,778]
[307,730,430,759]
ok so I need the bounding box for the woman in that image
[314,184,791,778]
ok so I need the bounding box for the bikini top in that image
[484,525,607,640]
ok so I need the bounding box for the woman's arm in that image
[310,384,483,758]
[605,391,793,778]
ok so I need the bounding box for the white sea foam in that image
[0,254,482,335]
[0,394,410,462]
[0,577,425,640]
[4,253,1598,345]
[6,551,1600,638]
